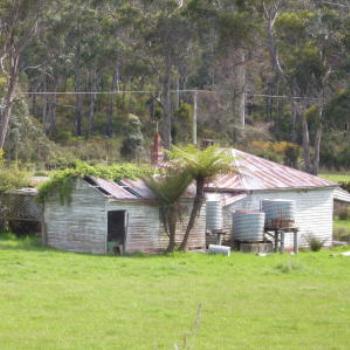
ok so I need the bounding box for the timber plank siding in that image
[223,188,334,248]
[44,178,206,254]
[45,179,107,254]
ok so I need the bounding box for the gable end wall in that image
[44,179,108,254]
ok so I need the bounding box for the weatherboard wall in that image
[44,179,108,254]
[223,188,334,248]
[106,200,206,253]
[44,178,206,254]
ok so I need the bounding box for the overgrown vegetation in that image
[0,150,31,192]
[38,161,152,204]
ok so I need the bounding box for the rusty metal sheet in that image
[90,177,138,200]
[208,149,336,192]
[90,176,196,201]
[119,178,155,199]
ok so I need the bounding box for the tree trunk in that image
[238,51,246,128]
[88,70,97,136]
[166,209,177,253]
[313,126,322,175]
[0,52,19,148]
[313,103,324,175]
[301,112,312,174]
[162,57,172,149]
[106,62,119,137]
[75,37,83,136]
[48,79,57,135]
[291,99,298,143]
[179,178,205,251]
[41,76,48,132]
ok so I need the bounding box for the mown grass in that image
[1,235,350,349]
[320,173,350,183]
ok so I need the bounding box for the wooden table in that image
[264,227,299,254]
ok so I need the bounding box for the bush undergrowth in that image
[0,151,31,192]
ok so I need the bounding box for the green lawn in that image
[320,173,350,183]
[1,236,350,349]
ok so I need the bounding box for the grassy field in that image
[1,236,350,350]
[320,173,350,183]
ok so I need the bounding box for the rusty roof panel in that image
[89,176,195,201]
[208,149,336,191]
[119,178,155,199]
[90,177,138,200]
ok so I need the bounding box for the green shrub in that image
[0,165,31,192]
[306,235,325,252]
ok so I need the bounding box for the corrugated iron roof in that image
[90,177,139,200]
[119,178,156,199]
[88,176,195,201]
[207,149,336,192]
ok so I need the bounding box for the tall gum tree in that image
[0,0,55,148]
[262,0,345,174]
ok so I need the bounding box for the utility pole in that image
[192,91,198,145]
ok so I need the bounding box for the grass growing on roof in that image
[38,161,152,204]
[1,235,350,349]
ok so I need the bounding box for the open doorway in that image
[107,210,127,255]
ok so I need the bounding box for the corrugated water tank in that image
[232,210,265,241]
[261,199,296,228]
[206,200,223,231]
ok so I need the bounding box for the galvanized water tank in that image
[261,199,296,228]
[232,210,265,241]
[206,200,223,231]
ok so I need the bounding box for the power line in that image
[23,89,321,101]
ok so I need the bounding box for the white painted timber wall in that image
[44,178,206,254]
[107,200,206,253]
[44,179,108,254]
[223,188,334,248]
[107,200,161,253]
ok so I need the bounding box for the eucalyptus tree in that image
[0,0,58,148]
[186,0,261,140]
[262,0,347,174]
[142,1,194,149]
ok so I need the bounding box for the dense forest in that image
[0,0,350,173]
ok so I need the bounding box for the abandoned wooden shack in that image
[42,176,206,254]
[206,148,350,249]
